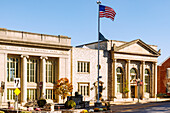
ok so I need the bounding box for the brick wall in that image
[157,57,170,95]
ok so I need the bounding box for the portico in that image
[111,39,160,99]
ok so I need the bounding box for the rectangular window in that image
[7,57,19,82]
[7,89,15,100]
[78,83,90,96]
[77,61,90,73]
[27,89,36,101]
[27,59,37,82]
[167,68,170,79]
[46,61,55,83]
[46,89,54,99]
[167,82,170,93]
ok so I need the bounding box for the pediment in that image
[115,39,160,56]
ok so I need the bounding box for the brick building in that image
[157,57,170,95]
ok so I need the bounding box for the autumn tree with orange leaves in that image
[55,78,73,103]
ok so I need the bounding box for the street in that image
[110,101,170,113]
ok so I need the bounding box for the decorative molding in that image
[21,54,29,58]
[40,56,48,60]
[0,45,69,55]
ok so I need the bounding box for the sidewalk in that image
[111,98,170,105]
[108,98,170,113]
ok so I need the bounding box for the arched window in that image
[117,67,123,93]
[145,69,150,93]
[130,68,137,81]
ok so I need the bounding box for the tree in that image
[54,78,73,103]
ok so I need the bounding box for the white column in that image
[142,61,145,98]
[127,60,131,98]
[4,53,7,103]
[21,55,29,103]
[112,59,117,98]
[152,63,155,97]
[154,62,157,98]
[40,56,48,98]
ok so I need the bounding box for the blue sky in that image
[0,0,169,64]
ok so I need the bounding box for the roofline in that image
[76,40,107,47]
[0,28,71,39]
[159,56,170,66]
[115,39,160,55]
[76,39,127,47]
[76,39,157,48]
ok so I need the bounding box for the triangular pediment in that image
[115,39,160,56]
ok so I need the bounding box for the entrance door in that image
[131,86,135,98]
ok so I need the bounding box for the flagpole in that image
[97,1,101,103]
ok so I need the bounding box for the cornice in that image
[0,39,72,50]
[113,51,160,57]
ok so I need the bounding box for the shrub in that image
[103,107,107,111]
[157,93,166,98]
[37,99,46,108]
[80,110,88,113]
[65,100,76,109]
[94,108,99,112]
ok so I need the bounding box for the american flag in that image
[99,5,116,21]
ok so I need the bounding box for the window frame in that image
[46,89,54,99]
[117,67,123,93]
[145,69,150,93]
[27,89,36,101]
[46,60,55,83]
[7,57,19,82]
[167,68,170,79]
[78,82,90,97]
[7,89,15,100]
[77,61,90,73]
[27,59,38,83]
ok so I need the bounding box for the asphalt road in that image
[110,101,170,113]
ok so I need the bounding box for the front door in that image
[131,86,135,98]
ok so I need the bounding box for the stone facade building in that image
[0,28,160,106]
[0,28,72,104]
[75,39,160,100]
[157,57,170,95]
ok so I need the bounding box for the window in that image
[27,59,37,82]
[77,61,90,73]
[7,57,19,82]
[167,82,170,93]
[27,89,36,100]
[78,83,90,96]
[46,89,54,99]
[46,61,54,83]
[117,67,123,93]
[167,68,170,79]
[7,89,15,100]
[130,68,137,81]
[145,69,150,93]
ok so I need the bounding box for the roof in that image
[115,39,160,56]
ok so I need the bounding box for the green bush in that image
[20,111,32,113]
[157,93,166,98]
[37,99,46,107]
[65,100,76,109]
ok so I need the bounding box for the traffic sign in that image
[14,88,21,96]
[14,78,20,88]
